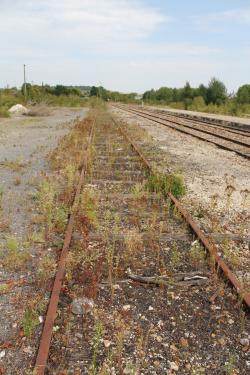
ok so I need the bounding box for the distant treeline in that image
[143,79,250,106]
[1,80,250,117]
[89,86,138,103]
[141,79,250,116]
[20,83,90,98]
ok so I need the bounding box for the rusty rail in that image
[111,115,250,309]
[34,118,95,375]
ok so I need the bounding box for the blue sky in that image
[0,0,249,92]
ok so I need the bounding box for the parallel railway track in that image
[113,104,250,159]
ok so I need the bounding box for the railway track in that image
[34,110,249,374]
[113,104,250,159]
[145,108,250,137]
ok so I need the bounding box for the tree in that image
[207,78,227,105]
[197,84,208,103]
[236,84,250,104]
[155,87,173,103]
[182,82,193,100]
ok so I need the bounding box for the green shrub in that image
[146,172,185,198]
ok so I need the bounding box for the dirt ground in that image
[111,106,250,282]
[0,107,87,373]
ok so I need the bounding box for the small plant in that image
[147,172,185,198]
[240,189,249,210]
[189,240,206,268]
[0,236,30,270]
[169,241,182,268]
[224,354,238,375]
[13,175,21,186]
[90,318,104,374]
[123,228,143,269]
[6,236,18,251]
[0,186,4,211]
[36,254,56,287]
[22,307,40,337]
[54,204,68,232]
[81,187,99,228]
[37,179,56,237]
[1,158,26,172]
[131,182,148,201]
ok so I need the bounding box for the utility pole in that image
[23,64,27,101]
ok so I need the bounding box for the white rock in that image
[0,350,6,359]
[122,305,131,311]
[8,104,28,115]
[103,340,111,348]
[169,361,179,371]
[240,338,249,346]
[23,346,32,354]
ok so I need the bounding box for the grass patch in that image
[146,172,185,198]
[0,236,30,270]
[22,308,40,337]
[0,106,10,118]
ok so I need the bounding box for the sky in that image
[0,0,249,93]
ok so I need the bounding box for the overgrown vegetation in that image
[146,172,185,198]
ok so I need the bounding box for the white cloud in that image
[193,7,250,27]
[0,1,247,91]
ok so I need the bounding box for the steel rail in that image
[34,118,96,375]
[116,104,250,149]
[146,108,250,137]
[113,104,250,160]
[133,107,250,146]
[110,115,250,309]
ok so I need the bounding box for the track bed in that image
[44,111,249,374]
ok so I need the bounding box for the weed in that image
[0,283,9,294]
[6,236,18,251]
[1,159,26,172]
[37,179,56,237]
[90,318,104,374]
[189,240,206,268]
[224,354,238,375]
[13,176,21,185]
[147,172,185,198]
[36,254,56,287]
[123,228,143,269]
[27,231,45,244]
[81,187,99,228]
[22,308,40,337]
[0,186,3,211]
[131,182,148,201]
[54,204,69,232]
[1,236,30,270]
[169,241,182,268]
[240,189,249,210]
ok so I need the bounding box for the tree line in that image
[142,78,250,107]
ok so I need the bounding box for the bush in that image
[0,106,10,117]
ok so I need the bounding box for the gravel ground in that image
[111,107,250,284]
[0,107,87,374]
